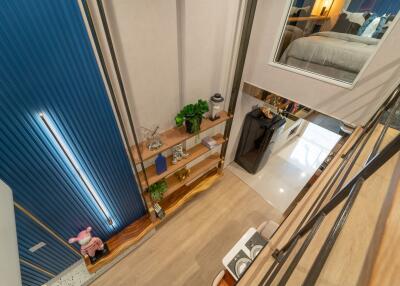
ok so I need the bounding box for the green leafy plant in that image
[175,99,209,134]
[149,179,168,202]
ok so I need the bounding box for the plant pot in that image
[150,194,161,203]
[185,117,202,134]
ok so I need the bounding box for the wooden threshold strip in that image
[138,134,225,187]
[131,112,230,162]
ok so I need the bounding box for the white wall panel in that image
[0,181,21,286]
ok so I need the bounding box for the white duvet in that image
[280,31,379,73]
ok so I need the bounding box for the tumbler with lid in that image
[209,93,224,121]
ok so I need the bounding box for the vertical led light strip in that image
[39,112,113,226]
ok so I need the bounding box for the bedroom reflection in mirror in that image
[274,0,399,84]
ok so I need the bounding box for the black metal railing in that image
[259,86,400,286]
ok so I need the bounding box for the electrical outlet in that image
[29,242,46,253]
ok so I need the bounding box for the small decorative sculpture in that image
[142,126,163,151]
[154,203,165,219]
[69,227,108,264]
[172,143,189,164]
[175,167,190,181]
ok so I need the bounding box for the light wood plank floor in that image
[91,170,282,286]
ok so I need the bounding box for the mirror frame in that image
[268,0,400,89]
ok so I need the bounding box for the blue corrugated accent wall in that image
[348,0,400,14]
[0,0,146,284]
[15,208,81,276]
[20,264,53,286]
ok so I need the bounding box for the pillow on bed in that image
[374,14,396,39]
[344,11,369,25]
[372,16,388,38]
[332,11,368,34]
[358,16,381,37]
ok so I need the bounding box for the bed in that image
[279,31,379,82]
[276,25,305,61]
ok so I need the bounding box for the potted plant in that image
[175,99,209,134]
[149,179,168,202]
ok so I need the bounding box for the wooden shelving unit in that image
[162,154,221,197]
[155,166,221,226]
[142,158,222,228]
[132,111,230,221]
[85,112,230,273]
[142,153,222,223]
[138,134,225,187]
[160,170,220,221]
[131,111,230,162]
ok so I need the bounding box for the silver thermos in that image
[209,93,224,121]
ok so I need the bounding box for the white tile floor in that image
[228,122,341,214]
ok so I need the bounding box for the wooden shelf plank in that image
[161,173,220,217]
[139,134,225,187]
[145,154,221,205]
[163,153,221,198]
[131,111,230,162]
[156,164,222,225]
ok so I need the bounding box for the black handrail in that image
[330,88,400,200]
[259,87,400,286]
[278,86,399,254]
[263,115,381,285]
[272,118,381,285]
[302,178,365,285]
[294,132,400,245]
[263,133,400,286]
[302,94,400,285]
[277,215,325,286]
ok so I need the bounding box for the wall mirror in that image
[273,0,400,85]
